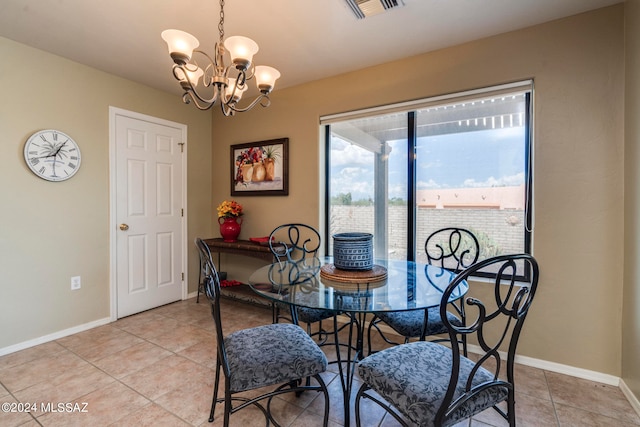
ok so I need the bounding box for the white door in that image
[112,109,185,318]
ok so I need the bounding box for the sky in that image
[330,127,526,201]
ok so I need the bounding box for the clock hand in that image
[53,141,68,158]
[32,153,56,159]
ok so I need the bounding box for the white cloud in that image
[417,179,443,189]
[462,172,525,187]
[331,141,374,167]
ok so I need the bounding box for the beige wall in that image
[624,0,640,399]
[0,3,634,398]
[212,5,626,376]
[0,37,212,349]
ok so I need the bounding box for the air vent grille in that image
[345,0,405,19]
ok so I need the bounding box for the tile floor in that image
[1,296,639,427]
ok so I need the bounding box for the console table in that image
[202,238,281,306]
[203,238,278,263]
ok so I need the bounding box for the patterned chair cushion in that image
[377,308,462,338]
[274,299,335,325]
[357,341,509,427]
[297,307,335,324]
[225,323,328,393]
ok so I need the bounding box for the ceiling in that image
[0,0,622,97]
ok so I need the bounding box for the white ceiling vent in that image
[345,0,405,19]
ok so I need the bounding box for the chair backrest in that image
[197,237,212,281]
[436,253,539,425]
[425,227,480,272]
[195,238,230,374]
[268,223,321,263]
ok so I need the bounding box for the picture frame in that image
[231,138,289,196]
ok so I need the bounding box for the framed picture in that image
[231,138,289,196]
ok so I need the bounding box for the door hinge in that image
[181,272,184,281]
[181,208,184,217]
[178,142,185,153]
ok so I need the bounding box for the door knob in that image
[119,223,129,231]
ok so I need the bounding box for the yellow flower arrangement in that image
[217,200,243,218]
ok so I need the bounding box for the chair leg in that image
[223,391,232,427]
[209,359,222,422]
[507,391,516,426]
[315,373,330,427]
[367,315,403,354]
[354,383,369,427]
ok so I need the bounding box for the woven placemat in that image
[320,263,387,283]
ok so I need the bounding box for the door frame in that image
[108,106,188,321]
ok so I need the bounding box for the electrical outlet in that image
[71,276,81,290]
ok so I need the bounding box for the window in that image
[324,82,533,279]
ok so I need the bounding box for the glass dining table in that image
[247,257,468,426]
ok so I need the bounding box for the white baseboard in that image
[356,316,625,386]
[511,352,620,386]
[620,379,640,416]
[0,317,111,357]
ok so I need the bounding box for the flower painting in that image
[231,138,288,196]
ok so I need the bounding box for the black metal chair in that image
[196,239,212,303]
[356,253,539,427]
[367,227,480,355]
[195,238,330,426]
[268,224,338,343]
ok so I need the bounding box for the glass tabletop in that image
[248,257,468,313]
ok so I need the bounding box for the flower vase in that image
[240,164,253,182]
[252,161,266,182]
[264,158,275,181]
[219,217,242,242]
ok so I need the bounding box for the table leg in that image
[333,312,367,427]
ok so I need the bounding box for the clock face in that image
[24,130,81,182]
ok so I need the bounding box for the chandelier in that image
[161,0,280,113]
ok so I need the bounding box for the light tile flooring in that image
[1,296,639,427]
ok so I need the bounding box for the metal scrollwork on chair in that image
[356,253,539,427]
[267,224,350,349]
[367,227,480,355]
[195,238,330,426]
[269,223,322,265]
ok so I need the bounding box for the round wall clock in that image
[24,129,81,181]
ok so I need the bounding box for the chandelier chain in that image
[218,0,225,43]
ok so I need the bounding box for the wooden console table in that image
[203,238,278,263]
[202,238,281,307]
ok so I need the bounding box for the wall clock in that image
[24,129,81,182]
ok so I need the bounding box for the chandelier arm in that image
[181,84,223,110]
[191,49,222,83]
[224,94,271,113]
[190,84,222,107]
[223,68,247,103]
[220,101,236,117]
[193,49,218,68]
[182,92,215,111]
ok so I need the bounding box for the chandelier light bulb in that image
[224,36,259,70]
[255,66,281,94]
[161,29,200,65]
[225,78,247,102]
[178,64,204,86]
